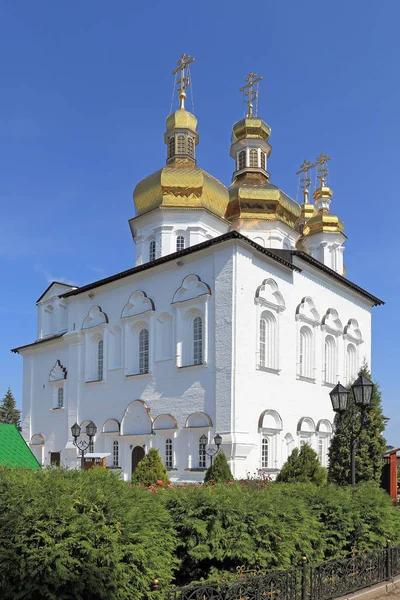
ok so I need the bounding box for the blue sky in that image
[1,1,399,443]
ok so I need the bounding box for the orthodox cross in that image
[296,159,313,197]
[172,53,195,110]
[240,72,262,117]
[314,153,331,186]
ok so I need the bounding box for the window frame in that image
[139,328,149,374]
[57,387,64,409]
[193,315,203,365]
[165,438,173,469]
[113,440,119,467]
[176,235,185,252]
[149,240,156,262]
[198,436,206,468]
[97,339,104,381]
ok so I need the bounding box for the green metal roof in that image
[0,424,40,469]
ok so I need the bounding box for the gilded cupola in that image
[226,73,301,230]
[133,54,229,220]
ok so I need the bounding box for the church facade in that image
[12,61,382,482]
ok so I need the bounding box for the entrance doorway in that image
[50,452,60,466]
[131,446,145,475]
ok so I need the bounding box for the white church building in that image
[12,62,382,482]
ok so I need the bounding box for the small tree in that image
[132,447,168,486]
[0,388,21,430]
[204,452,233,484]
[276,444,327,485]
[328,365,386,485]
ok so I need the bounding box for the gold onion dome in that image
[133,106,229,219]
[302,186,344,236]
[231,116,271,144]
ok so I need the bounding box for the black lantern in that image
[86,421,97,438]
[214,433,222,448]
[329,383,350,414]
[199,434,207,445]
[352,374,374,409]
[71,422,81,439]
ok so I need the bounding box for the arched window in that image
[113,440,119,467]
[346,344,357,384]
[168,136,175,158]
[139,328,149,374]
[177,134,185,154]
[97,340,104,381]
[165,438,173,469]
[149,240,156,262]
[199,436,206,468]
[238,150,246,170]
[249,148,258,167]
[261,438,269,468]
[193,316,203,365]
[260,152,266,170]
[299,326,312,379]
[176,235,185,252]
[57,388,64,409]
[259,312,277,369]
[188,136,194,158]
[324,335,336,384]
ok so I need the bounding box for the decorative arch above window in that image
[295,297,320,326]
[82,306,108,330]
[153,413,178,431]
[102,419,120,434]
[297,416,316,448]
[344,319,363,344]
[255,279,285,312]
[321,308,343,336]
[172,274,211,304]
[121,399,153,436]
[49,359,67,382]
[258,409,283,432]
[185,412,213,429]
[121,291,155,319]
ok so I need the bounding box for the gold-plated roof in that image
[226,172,301,227]
[133,158,229,218]
[302,210,344,236]
[231,117,271,143]
[165,108,198,134]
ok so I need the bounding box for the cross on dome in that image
[240,72,263,117]
[172,53,195,110]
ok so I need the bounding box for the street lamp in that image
[71,421,97,469]
[200,433,222,467]
[329,375,374,485]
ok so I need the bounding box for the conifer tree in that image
[328,365,386,485]
[204,451,234,484]
[132,447,168,486]
[276,443,327,485]
[0,388,21,430]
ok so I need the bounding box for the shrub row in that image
[0,468,399,598]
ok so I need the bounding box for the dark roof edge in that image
[293,251,384,306]
[60,231,298,299]
[36,281,77,304]
[11,333,65,354]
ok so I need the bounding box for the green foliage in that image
[204,452,233,484]
[276,444,327,485]
[0,388,21,430]
[0,468,176,600]
[132,447,168,487]
[328,365,387,485]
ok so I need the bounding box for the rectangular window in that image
[139,329,149,374]
[113,441,119,467]
[97,340,104,381]
[199,439,206,468]
[260,318,266,366]
[261,438,269,468]
[165,439,173,469]
[193,316,203,365]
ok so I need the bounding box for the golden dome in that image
[231,116,271,144]
[302,210,344,236]
[165,108,198,135]
[226,172,301,227]
[133,158,229,218]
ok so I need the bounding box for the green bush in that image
[204,452,233,484]
[132,447,168,487]
[0,468,176,600]
[276,444,327,485]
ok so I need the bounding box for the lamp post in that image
[71,421,97,469]
[199,433,222,467]
[329,375,374,485]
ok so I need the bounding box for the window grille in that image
[139,328,149,374]
[193,316,203,365]
[169,136,175,158]
[261,152,266,170]
[176,235,185,251]
[149,240,156,262]
[188,136,194,158]
[177,134,185,154]
[249,149,258,167]
[199,437,206,468]
[261,438,269,468]
[113,441,119,467]
[97,340,104,381]
[238,150,246,170]
[57,387,64,409]
[165,438,173,469]
[324,335,336,384]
